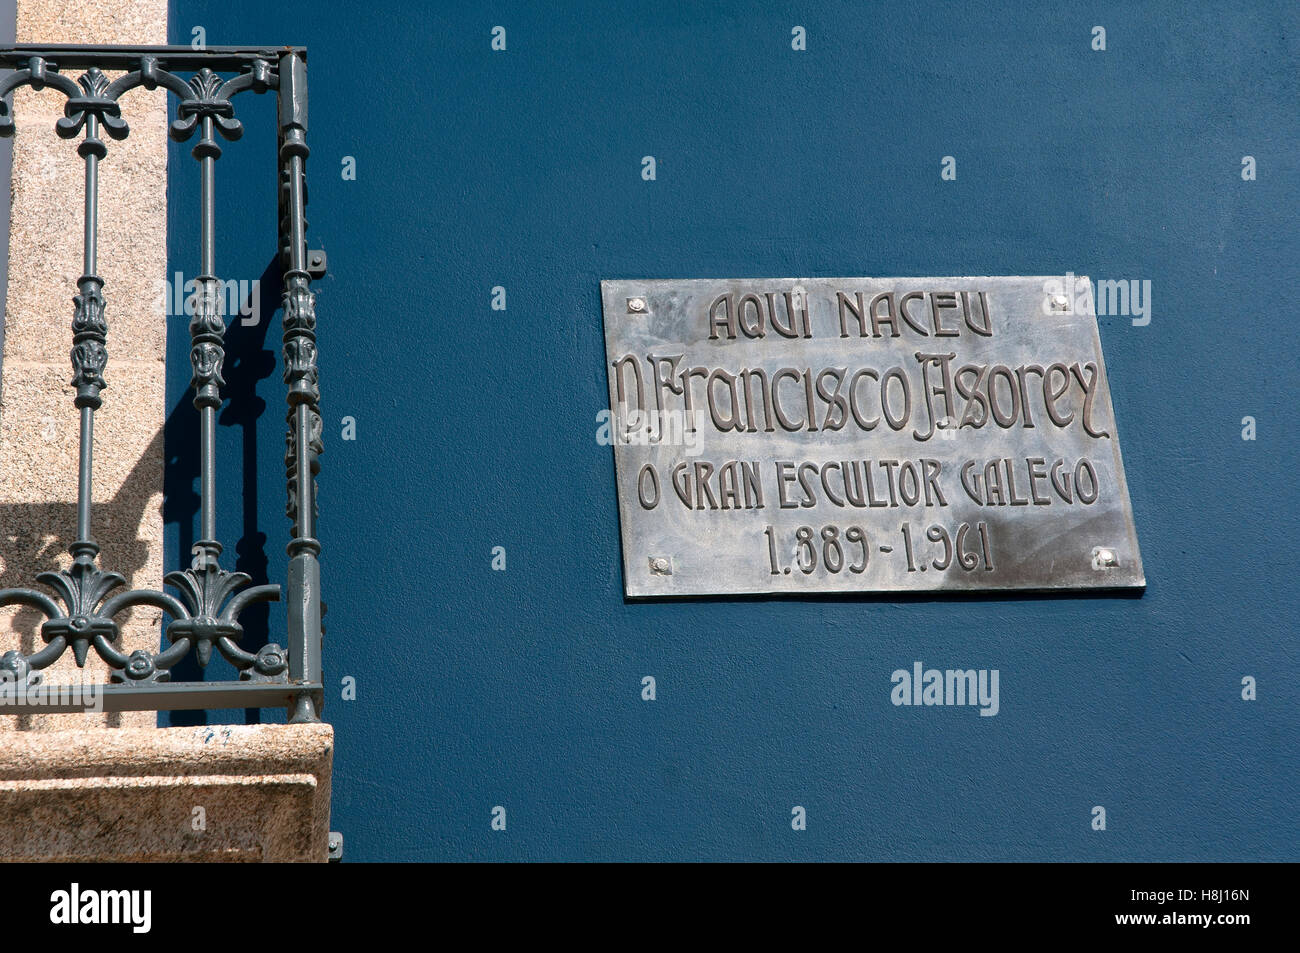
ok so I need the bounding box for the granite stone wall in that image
[0,0,168,729]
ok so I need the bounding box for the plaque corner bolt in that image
[1091,547,1119,570]
[328,831,343,862]
[1049,294,1070,312]
[626,296,648,314]
[648,555,673,576]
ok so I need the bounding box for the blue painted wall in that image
[165,1,1299,860]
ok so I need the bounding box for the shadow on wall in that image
[0,257,283,726]
[163,257,283,721]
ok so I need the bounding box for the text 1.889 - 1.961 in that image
[762,522,994,576]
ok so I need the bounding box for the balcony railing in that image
[0,46,323,722]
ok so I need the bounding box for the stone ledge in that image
[0,723,333,862]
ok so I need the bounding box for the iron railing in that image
[0,46,323,722]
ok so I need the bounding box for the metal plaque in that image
[600,277,1144,597]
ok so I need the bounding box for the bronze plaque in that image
[601,277,1144,597]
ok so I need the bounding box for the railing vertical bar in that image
[191,111,223,562]
[278,50,322,724]
[73,111,103,552]
[76,407,94,543]
[82,116,97,267]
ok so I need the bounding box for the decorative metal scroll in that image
[0,48,323,720]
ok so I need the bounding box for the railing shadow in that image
[0,428,160,729]
[164,256,282,725]
[0,433,160,651]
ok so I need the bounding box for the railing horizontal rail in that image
[0,45,305,70]
[0,681,323,715]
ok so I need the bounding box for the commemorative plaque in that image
[600,277,1144,597]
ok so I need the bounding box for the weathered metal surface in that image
[601,277,1144,597]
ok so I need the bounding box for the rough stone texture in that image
[0,1,168,728]
[3,104,169,366]
[0,2,331,868]
[0,724,334,861]
[16,1,170,48]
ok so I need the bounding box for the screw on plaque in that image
[307,249,328,280]
[1049,294,1070,312]
[328,831,343,862]
[626,296,648,314]
[648,556,673,576]
[1091,547,1119,570]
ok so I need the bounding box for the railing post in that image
[277,50,322,724]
